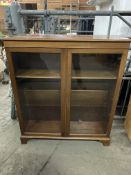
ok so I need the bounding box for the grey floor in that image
[0,82,131,175]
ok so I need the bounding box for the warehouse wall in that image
[94,0,131,37]
[18,0,95,10]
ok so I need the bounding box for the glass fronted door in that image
[70,52,121,135]
[11,48,122,137]
[12,50,62,134]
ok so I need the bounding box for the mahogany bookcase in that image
[4,35,130,145]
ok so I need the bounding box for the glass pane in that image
[12,52,60,79]
[12,52,61,134]
[70,53,121,135]
[72,54,121,79]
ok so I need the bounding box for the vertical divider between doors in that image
[61,49,67,136]
[66,49,72,136]
[61,49,72,136]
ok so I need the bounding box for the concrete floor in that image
[0,82,131,175]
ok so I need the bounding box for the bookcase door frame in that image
[65,48,128,137]
[6,47,67,136]
[6,47,128,138]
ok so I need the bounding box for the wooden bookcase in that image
[4,35,130,145]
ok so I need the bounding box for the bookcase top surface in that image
[4,34,131,43]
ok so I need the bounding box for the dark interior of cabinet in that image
[17,79,61,134]
[72,53,121,79]
[13,52,61,134]
[70,53,121,135]
[11,52,121,135]
[12,52,60,78]
[70,79,116,134]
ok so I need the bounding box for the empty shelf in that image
[16,69,60,79]
[25,120,61,133]
[70,121,106,134]
[72,70,117,79]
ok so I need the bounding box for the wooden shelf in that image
[23,90,60,106]
[16,69,60,79]
[25,120,61,133]
[71,106,108,121]
[72,70,117,79]
[71,90,108,107]
[22,89,108,107]
[24,120,105,135]
[70,121,106,134]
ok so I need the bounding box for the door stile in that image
[66,49,72,136]
[107,50,129,135]
[61,49,69,136]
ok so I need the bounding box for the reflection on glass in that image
[70,54,121,135]
[72,54,121,79]
[12,52,61,134]
[12,53,60,79]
